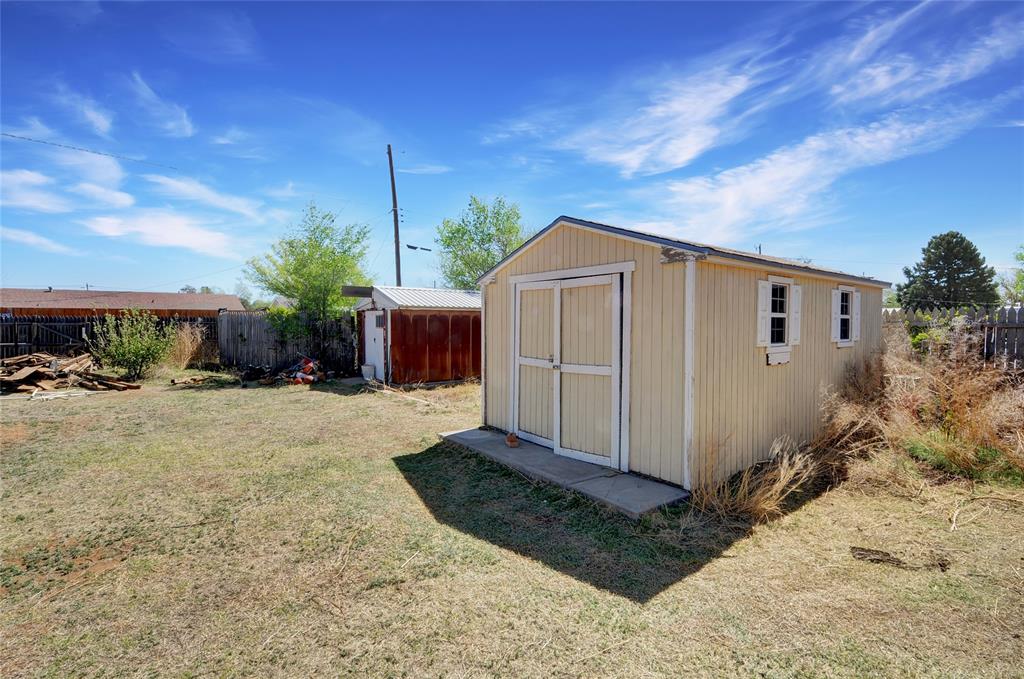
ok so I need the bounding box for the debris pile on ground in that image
[241,356,329,386]
[0,353,140,393]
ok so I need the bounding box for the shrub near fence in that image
[217,310,357,375]
[0,314,217,360]
[881,307,1023,369]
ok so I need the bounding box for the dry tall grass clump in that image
[878,319,1023,481]
[167,322,208,370]
[686,319,1022,527]
[690,437,817,524]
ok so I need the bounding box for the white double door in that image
[513,274,623,469]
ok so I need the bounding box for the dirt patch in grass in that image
[2,379,1021,677]
[0,423,29,447]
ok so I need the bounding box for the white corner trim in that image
[619,270,632,473]
[479,281,487,425]
[507,261,635,284]
[682,255,697,490]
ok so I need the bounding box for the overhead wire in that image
[1,132,181,171]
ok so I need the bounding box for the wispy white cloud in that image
[69,182,134,208]
[831,18,1024,106]
[0,170,71,213]
[81,211,234,257]
[482,3,1022,180]
[481,119,547,145]
[129,72,195,137]
[161,10,260,64]
[557,68,758,177]
[211,126,249,145]
[51,148,125,187]
[53,83,114,137]
[652,103,996,244]
[266,181,297,199]
[396,164,452,175]
[1,226,76,255]
[143,174,262,219]
[5,117,56,139]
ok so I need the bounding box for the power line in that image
[0,132,180,171]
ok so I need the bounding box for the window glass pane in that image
[770,316,786,344]
[840,291,850,316]
[771,284,787,314]
[840,317,850,341]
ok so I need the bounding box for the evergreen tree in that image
[895,231,999,310]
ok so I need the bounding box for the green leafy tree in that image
[245,202,372,346]
[89,308,175,381]
[435,196,528,289]
[895,231,999,310]
[998,245,1024,306]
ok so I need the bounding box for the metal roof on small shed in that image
[355,286,481,310]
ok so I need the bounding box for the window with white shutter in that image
[757,275,800,364]
[832,285,858,347]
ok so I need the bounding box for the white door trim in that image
[508,261,635,284]
[511,273,630,473]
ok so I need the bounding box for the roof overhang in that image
[477,216,890,288]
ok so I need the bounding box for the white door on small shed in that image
[513,274,622,469]
[364,311,387,380]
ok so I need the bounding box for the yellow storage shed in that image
[478,216,889,489]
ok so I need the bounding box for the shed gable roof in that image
[478,216,890,288]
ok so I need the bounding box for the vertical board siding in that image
[691,262,883,484]
[484,223,687,486]
[561,372,612,457]
[519,365,554,439]
[388,309,481,383]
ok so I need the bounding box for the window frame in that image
[766,275,794,355]
[769,283,788,347]
[836,284,855,348]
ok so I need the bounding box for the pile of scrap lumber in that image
[0,353,140,393]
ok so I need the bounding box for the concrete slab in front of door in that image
[439,428,689,520]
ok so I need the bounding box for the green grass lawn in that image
[2,379,1022,677]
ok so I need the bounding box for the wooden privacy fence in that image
[217,311,357,374]
[881,307,1023,369]
[0,314,217,360]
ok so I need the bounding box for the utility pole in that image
[387,144,402,286]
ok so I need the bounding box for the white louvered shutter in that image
[756,280,771,347]
[790,285,802,345]
[830,289,841,342]
[852,291,862,341]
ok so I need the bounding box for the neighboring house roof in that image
[0,288,246,312]
[354,286,481,310]
[478,216,891,288]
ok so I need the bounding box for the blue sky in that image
[1,1,1022,295]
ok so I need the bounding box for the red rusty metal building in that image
[354,286,481,384]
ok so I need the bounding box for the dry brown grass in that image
[165,322,208,370]
[2,380,1022,677]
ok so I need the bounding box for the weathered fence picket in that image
[881,306,1022,369]
[216,311,357,374]
[0,314,217,360]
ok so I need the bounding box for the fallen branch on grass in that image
[949,495,1024,532]
[850,546,950,571]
